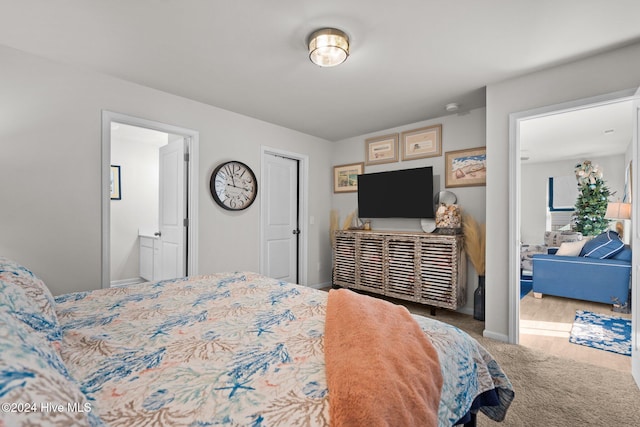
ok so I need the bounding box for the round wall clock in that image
[210,161,258,211]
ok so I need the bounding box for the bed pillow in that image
[580,230,625,259]
[0,257,59,329]
[0,278,62,343]
[0,309,104,427]
[555,239,588,257]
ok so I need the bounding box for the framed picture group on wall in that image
[334,124,486,193]
[364,124,443,167]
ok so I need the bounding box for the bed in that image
[0,257,514,426]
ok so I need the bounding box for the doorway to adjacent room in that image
[509,89,638,373]
[101,111,199,288]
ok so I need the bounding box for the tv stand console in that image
[332,230,466,310]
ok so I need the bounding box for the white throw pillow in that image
[555,239,588,256]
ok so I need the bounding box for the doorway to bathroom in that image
[101,111,199,288]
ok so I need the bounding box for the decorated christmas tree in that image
[572,160,611,236]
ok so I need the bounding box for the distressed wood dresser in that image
[333,230,467,310]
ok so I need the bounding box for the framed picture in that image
[400,124,442,160]
[365,133,399,165]
[333,162,364,193]
[110,165,121,200]
[445,147,486,188]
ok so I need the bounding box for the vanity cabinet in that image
[139,235,160,282]
[333,230,466,310]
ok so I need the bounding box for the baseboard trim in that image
[456,307,474,316]
[306,281,331,290]
[483,329,509,342]
[110,277,146,288]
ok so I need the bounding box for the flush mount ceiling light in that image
[307,28,349,67]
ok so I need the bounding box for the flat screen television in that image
[357,167,434,218]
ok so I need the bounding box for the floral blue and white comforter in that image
[55,272,513,426]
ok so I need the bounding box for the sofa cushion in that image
[555,239,588,256]
[580,230,625,259]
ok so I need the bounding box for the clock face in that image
[210,161,258,211]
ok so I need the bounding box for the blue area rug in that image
[569,310,631,356]
[520,275,532,299]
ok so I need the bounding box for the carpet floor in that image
[395,299,640,426]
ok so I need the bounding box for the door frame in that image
[508,88,637,344]
[631,89,640,388]
[259,146,309,285]
[101,111,199,288]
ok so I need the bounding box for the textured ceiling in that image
[1,0,640,141]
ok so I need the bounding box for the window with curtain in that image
[548,176,577,211]
[548,176,577,230]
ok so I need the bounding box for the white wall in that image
[486,41,640,340]
[332,107,487,314]
[110,133,165,282]
[0,45,333,295]
[521,154,626,245]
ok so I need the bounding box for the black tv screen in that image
[357,167,434,218]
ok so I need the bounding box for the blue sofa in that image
[532,240,631,307]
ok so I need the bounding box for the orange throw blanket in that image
[324,289,443,427]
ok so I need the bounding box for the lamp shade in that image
[605,202,632,220]
[308,28,349,67]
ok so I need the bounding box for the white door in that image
[263,154,298,283]
[158,139,186,281]
[632,89,640,388]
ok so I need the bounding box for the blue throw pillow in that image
[611,245,632,262]
[580,230,625,259]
